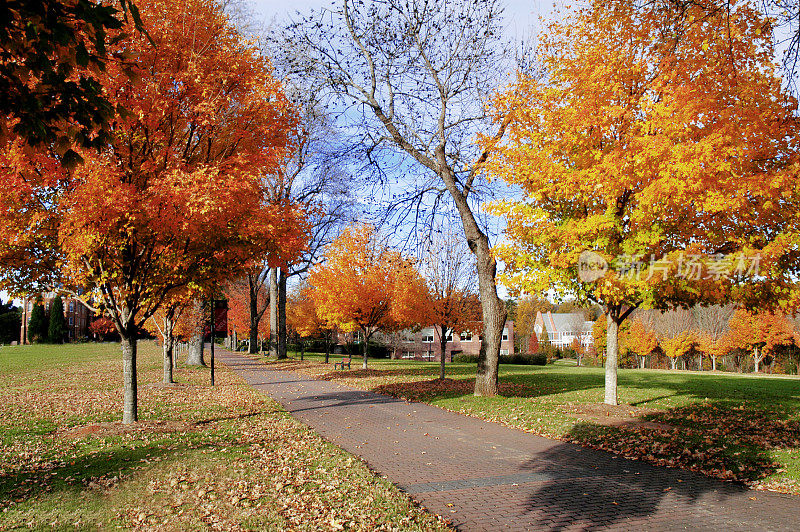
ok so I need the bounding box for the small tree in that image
[27,300,47,343]
[663,331,698,370]
[310,224,427,369]
[623,319,658,369]
[89,316,116,341]
[47,296,66,343]
[724,310,800,373]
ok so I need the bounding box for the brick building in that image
[373,321,516,361]
[19,293,91,343]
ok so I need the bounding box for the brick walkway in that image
[218,351,799,531]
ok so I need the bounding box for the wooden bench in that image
[334,357,351,370]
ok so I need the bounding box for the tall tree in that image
[47,295,66,343]
[0,0,145,161]
[0,297,21,344]
[310,224,427,369]
[0,0,306,423]
[290,0,515,396]
[27,299,47,344]
[486,0,800,404]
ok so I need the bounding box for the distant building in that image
[19,294,91,344]
[372,321,516,361]
[534,311,593,349]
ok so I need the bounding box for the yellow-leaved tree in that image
[486,0,800,404]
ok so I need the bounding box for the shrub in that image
[453,353,480,363]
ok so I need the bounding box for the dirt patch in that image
[560,403,675,431]
[56,420,196,440]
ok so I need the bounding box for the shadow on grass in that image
[364,375,800,484]
[0,436,205,505]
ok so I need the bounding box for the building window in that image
[69,317,74,326]
[502,328,509,341]
[402,351,415,359]
[460,332,472,342]
[69,301,74,312]
[500,349,509,356]
[421,328,434,343]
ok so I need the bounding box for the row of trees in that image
[226,223,482,380]
[23,297,67,344]
[1,0,312,423]
[592,307,800,374]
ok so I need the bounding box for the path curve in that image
[219,351,798,531]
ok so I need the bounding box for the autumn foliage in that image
[485,0,800,404]
[0,0,308,422]
[309,224,427,369]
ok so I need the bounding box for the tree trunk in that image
[362,329,369,369]
[186,331,205,366]
[162,309,175,384]
[437,158,506,397]
[249,283,260,354]
[712,355,717,371]
[472,234,506,396]
[269,268,279,357]
[439,325,447,380]
[669,357,677,370]
[121,334,138,424]
[753,347,761,373]
[278,269,287,359]
[604,313,619,405]
[324,330,330,364]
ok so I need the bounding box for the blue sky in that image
[246,0,558,33]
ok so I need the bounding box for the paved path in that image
[219,351,799,531]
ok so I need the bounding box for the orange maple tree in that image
[485,0,800,404]
[722,310,799,373]
[309,224,427,369]
[0,0,308,423]
[287,281,334,361]
[622,319,659,369]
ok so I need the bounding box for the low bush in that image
[500,353,547,365]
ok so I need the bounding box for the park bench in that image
[334,357,351,370]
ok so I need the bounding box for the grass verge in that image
[0,343,451,531]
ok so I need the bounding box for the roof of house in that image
[538,312,593,334]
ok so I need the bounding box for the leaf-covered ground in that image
[264,353,800,495]
[0,343,451,531]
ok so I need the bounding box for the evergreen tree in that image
[27,300,48,343]
[0,297,21,344]
[538,326,551,356]
[48,296,66,343]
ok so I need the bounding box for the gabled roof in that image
[538,312,591,334]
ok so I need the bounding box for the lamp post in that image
[210,298,215,386]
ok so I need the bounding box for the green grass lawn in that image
[269,351,800,494]
[0,343,450,530]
